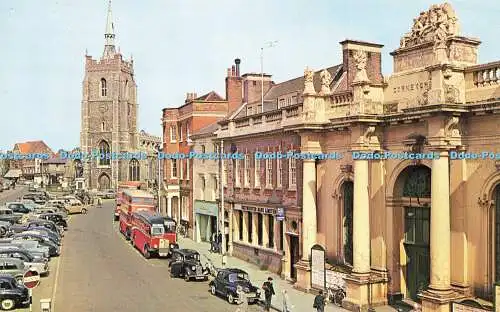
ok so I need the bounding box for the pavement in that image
[178,237,348,312]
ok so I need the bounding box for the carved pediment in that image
[399,3,460,49]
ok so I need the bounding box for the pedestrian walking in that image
[313,290,326,312]
[217,231,223,253]
[209,233,214,252]
[97,196,102,207]
[282,289,292,312]
[262,277,275,311]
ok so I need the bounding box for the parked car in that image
[5,203,30,214]
[209,268,261,304]
[37,213,68,229]
[0,208,21,225]
[104,190,115,199]
[0,275,30,310]
[10,219,61,237]
[0,245,47,263]
[168,249,208,281]
[11,233,59,257]
[0,248,49,276]
[0,222,11,237]
[0,240,49,259]
[64,202,88,215]
[0,258,27,283]
[20,195,45,205]
[19,201,41,211]
[45,200,66,210]
[21,228,61,246]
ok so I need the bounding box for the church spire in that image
[103,0,116,59]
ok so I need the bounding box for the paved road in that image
[53,200,262,312]
[0,185,28,205]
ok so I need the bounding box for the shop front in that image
[194,200,218,243]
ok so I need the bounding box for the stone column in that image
[263,214,270,248]
[343,157,372,311]
[195,214,201,243]
[252,213,259,246]
[167,196,171,217]
[429,151,451,291]
[352,158,370,274]
[301,159,317,259]
[294,159,317,291]
[242,211,248,242]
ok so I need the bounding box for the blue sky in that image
[0,0,498,151]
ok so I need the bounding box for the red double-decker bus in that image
[118,189,155,239]
[130,210,178,258]
[114,181,146,221]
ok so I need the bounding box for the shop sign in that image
[310,244,326,290]
[276,208,285,221]
[194,200,218,217]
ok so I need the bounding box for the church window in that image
[98,141,110,166]
[129,159,140,181]
[101,78,107,97]
[101,122,105,131]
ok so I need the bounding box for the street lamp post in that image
[220,140,225,256]
[154,147,162,214]
[260,41,278,112]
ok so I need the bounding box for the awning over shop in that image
[3,169,22,178]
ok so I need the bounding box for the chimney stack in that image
[231,65,236,77]
[227,68,231,77]
[235,58,241,77]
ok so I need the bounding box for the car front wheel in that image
[0,298,15,310]
[227,293,235,304]
[210,285,216,295]
[81,208,88,214]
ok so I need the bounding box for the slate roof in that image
[191,121,221,138]
[261,64,343,103]
[195,91,225,102]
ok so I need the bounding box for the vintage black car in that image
[168,249,208,281]
[0,275,29,310]
[37,213,68,229]
[209,268,261,304]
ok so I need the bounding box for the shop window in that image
[247,212,252,243]
[268,215,274,248]
[239,211,243,241]
[258,214,263,246]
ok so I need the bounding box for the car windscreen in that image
[228,273,249,283]
[185,253,200,262]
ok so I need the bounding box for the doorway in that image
[403,206,430,301]
[289,235,299,280]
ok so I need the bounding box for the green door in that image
[404,206,430,301]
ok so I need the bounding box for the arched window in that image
[129,159,140,181]
[98,141,110,166]
[101,122,105,131]
[342,181,354,265]
[101,78,107,96]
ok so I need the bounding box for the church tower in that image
[80,0,138,190]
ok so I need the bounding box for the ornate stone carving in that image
[319,69,332,95]
[399,3,460,49]
[353,51,369,83]
[444,84,460,103]
[303,67,316,94]
[444,116,460,138]
[356,126,379,145]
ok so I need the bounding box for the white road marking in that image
[51,252,63,311]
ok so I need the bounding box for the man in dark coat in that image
[313,289,326,312]
[262,277,275,311]
[217,232,222,253]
